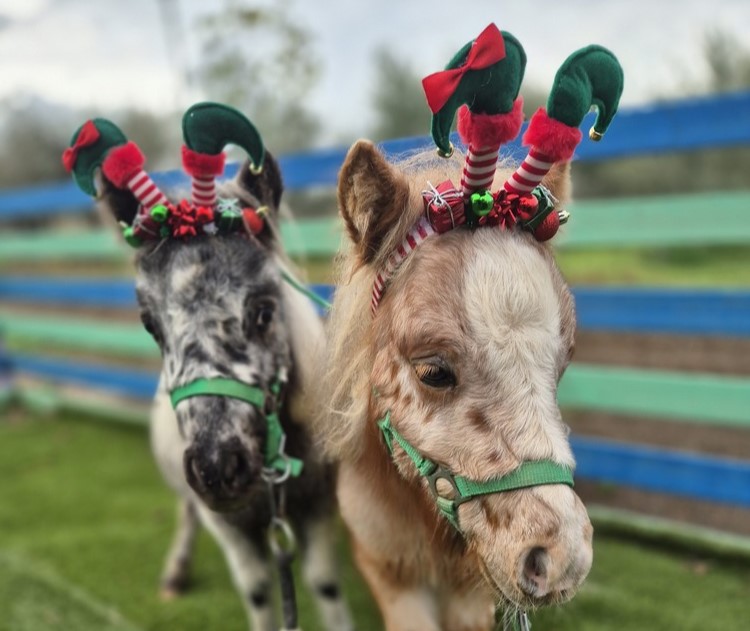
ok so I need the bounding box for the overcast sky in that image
[0,0,748,143]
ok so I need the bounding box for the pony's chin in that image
[477,557,574,610]
[195,490,259,514]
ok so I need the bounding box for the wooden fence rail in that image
[1,90,749,522]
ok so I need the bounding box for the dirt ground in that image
[572,330,750,536]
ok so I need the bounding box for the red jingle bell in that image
[533,210,560,242]
[243,207,264,235]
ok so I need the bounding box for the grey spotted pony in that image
[63,103,353,631]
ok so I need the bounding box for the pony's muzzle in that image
[183,442,260,509]
[516,537,592,604]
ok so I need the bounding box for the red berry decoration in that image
[533,210,560,242]
[243,207,264,235]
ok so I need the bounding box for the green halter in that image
[378,412,574,532]
[170,377,303,478]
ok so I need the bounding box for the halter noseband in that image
[378,412,573,532]
[170,376,303,479]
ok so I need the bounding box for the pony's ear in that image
[540,160,572,206]
[94,173,140,228]
[235,152,283,211]
[337,140,411,264]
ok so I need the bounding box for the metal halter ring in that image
[263,458,293,485]
[268,516,297,556]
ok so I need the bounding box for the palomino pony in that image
[318,25,623,630]
[63,104,353,631]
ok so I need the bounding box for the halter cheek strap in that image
[378,411,574,532]
[170,376,303,478]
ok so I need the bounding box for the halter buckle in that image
[426,465,469,531]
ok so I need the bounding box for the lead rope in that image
[504,610,531,631]
[264,470,301,631]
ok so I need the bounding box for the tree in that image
[369,48,430,142]
[703,28,750,93]
[195,0,322,153]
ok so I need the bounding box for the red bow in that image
[61,120,100,172]
[421,24,506,114]
[168,200,215,238]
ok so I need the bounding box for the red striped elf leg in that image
[456,100,524,199]
[127,169,168,210]
[503,147,555,194]
[191,175,217,207]
[460,144,501,198]
[503,107,582,194]
[101,141,168,211]
[181,146,226,209]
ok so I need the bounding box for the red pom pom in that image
[243,208,264,235]
[182,146,226,177]
[457,98,524,147]
[533,211,560,242]
[522,108,582,162]
[101,142,145,188]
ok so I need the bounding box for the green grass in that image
[1,412,749,630]
[296,243,750,287]
[556,245,750,287]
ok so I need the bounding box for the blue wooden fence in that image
[1,90,749,521]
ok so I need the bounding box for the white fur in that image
[462,230,573,467]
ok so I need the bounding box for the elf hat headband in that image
[370,24,624,314]
[182,102,265,208]
[63,102,269,247]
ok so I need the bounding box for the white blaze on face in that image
[170,263,200,294]
[462,230,573,467]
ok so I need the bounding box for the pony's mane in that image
[317,148,522,458]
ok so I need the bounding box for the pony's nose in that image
[183,446,258,500]
[219,448,255,493]
[519,546,549,597]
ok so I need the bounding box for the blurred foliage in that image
[702,28,750,93]
[369,48,431,141]
[0,101,71,188]
[195,0,321,153]
[0,97,178,189]
[575,29,750,199]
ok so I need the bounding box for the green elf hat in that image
[62,119,128,196]
[63,117,168,216]
[422,23,526,157]
[547,45,624,142]
[181,102,266,208]
[502,45,624,240]
[520,45,624,163]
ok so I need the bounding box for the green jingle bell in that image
[469,190,494,216]
[150,204,169,223]
[123,226,142,248]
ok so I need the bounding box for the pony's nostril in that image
[220,450,254,492]
[521,547,549,596]
[223,451,240,479]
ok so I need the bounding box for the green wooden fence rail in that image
[4,310,749,429]
[2,191,750,264]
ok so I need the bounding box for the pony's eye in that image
[140,311,162,344]
[255,304,275,333]
[412,358,456,389]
